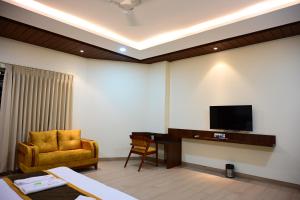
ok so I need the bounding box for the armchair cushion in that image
[58,130,81,150]
[29,130,58,153]
[39,149,93,166]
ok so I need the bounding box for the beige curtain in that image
[0,63,73,172]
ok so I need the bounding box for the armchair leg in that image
[124,151,132,168]
[138,155,145,172]
[94,163,98,170]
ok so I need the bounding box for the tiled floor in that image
[83,160,300,200]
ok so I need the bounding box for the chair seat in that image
[124,134,158,171]
[39,149,93,165]
[132,146,156,154]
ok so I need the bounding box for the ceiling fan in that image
[111,0,141,11]
[108,0,142,26]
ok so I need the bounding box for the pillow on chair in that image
[29,130,58,153]
[58,130,81,150]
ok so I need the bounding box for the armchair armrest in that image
[17,142,39,167]
[81,139,99,158]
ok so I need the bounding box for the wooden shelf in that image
[131,129,276,170]
[168,128,276,147]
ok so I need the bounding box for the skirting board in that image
[181,162,300,190]
[99,157,300,189]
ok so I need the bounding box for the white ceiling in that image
[38,0,264,41]
[1,0,300,59]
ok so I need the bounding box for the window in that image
[0,67,5,106]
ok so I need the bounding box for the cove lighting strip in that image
[3,0,300,50]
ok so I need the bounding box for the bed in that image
[0,167,137,200]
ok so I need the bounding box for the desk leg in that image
[166,141,182,169]
[155,142,158,166]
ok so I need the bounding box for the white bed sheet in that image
[48,167,137,200]
[0,179,22,200]
[0,167,137,200]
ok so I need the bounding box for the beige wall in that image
[169,36,300,184]
[0,37,168,158]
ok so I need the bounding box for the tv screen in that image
[210,105,253,131]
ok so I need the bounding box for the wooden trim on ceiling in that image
[0,16,140,63]
[142,21,300,64]
[0,16,299,64]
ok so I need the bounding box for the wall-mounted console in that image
[168,128,276,147]
[132,129,276,169]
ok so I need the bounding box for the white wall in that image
[146,61,170,133]
[82,59,149,157]
[1,36,299,184]
[169,36,300,184]
[81,60,169,157]
[0,37,167,158]
[0,37,88,130]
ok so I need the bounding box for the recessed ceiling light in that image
[213,47,218,50]
[119,47,127,52]
[80,50,84,53]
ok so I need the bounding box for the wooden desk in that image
[132,129,276,169]
[132,132,181,169]
[168,128,276,147]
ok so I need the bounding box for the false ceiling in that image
[33,0,265,41]
[0,0,300,60]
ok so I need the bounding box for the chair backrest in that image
[130,135,152,148]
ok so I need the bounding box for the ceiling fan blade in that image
[125,11,139,26]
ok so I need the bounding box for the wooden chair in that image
[124,135,158,172]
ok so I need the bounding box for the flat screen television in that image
[210,105,253,131]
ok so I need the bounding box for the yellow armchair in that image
[17,130,99,173]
